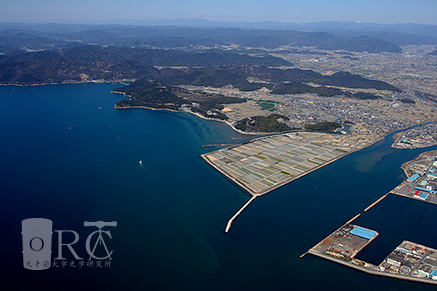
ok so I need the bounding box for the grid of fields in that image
[202,132,357,195]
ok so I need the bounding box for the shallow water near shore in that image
[1,83,436,290]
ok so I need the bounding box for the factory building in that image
[407,174,420,182]
[415,186,437,194]
[350,226,377,240]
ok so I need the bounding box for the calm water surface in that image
[0,83,436,290]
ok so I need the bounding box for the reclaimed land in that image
[305,150,437,285]
[308,245,437,285]
[307,230,437,285]
[400,150,437,178]
[391,149,437,204]
[201,131,373,232]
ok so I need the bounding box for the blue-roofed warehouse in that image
[407,174,420,182]
[415,186,437,194]
[420,192,429,200]
[350,226,377,240]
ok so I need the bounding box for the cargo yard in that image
[308,229,437,285]
[309,224,379,262]
[306,150,437,285]
[392,150,437,204]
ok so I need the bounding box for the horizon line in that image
[1,18,437,27]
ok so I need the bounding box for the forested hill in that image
[152,65,401,93]
[0,45,289,85]
[0,44,401,94]
[111,64,401,123]
[113,80,245,120]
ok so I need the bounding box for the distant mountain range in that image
[1,20,435,52]
[2,21,430,54]
[3,20,436,36]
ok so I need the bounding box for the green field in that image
[256,99,279,111]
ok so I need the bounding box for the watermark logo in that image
[21,218,117,271]
[84,221,117,260]
[21,218,53,270]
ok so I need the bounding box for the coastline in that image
[0,79,135,87]
[111,89,274,136]
[391,132,404,148]
[308,249,437,286]
[3,81,430,143]
[111,95,399,142]
[400,149,437,178]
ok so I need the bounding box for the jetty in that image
[225,196,258,233]
[364,194,388,212]
[345,213,361,224]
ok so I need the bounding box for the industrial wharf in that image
[303,150,437,285]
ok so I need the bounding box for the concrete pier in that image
[225,196,258,233]
[364,194,388,212]
[345,213,361,224]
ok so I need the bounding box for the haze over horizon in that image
[1,0,436,25]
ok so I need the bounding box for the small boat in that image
[139,160,144,169]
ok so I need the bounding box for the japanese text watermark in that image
[21,218,117,270]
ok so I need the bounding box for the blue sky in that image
[1,0,436,24]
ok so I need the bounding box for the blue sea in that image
[1,83,436,290]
